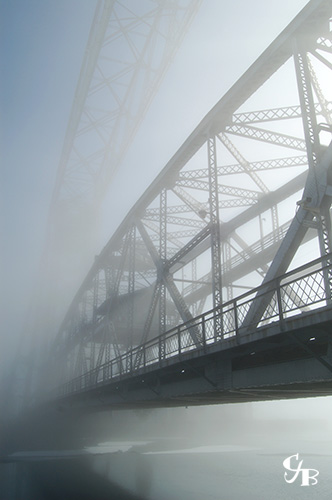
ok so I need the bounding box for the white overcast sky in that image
[3,0,332,417]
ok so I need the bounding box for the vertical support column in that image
[74,342,84,379]
[207,135,223,339]
[223,240,232,301]
[79,295,88,384]
[80,292,87,326]
[294,41,332,299]
[271,205,279,242]
[319,205,332,257]
[159,189,167,360]
[125,225,136,372]
[105,337,111,379]
[134,281,160,369]
[90,274,99,372]
[105,265,115,298]
[95,333,105,383]
[127,225,136,349]
[192,258,197,316]
[69,348,76,386]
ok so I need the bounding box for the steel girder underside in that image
[49,0,332,405]
[57,310,332,411]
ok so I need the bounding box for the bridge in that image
[37,0,332,412]
[55,254,332,409]
[3,4,332,499]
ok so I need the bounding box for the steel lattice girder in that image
[51,1,332,385]
[39,0,202,339]
[51,0,202,211]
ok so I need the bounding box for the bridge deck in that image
[55,255,332,410]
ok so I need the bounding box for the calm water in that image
[90,437,332,500]
[2,433,332,499]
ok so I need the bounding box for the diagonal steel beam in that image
[241,143,332,331]
[136,220,202,345]
[172,185,208,219]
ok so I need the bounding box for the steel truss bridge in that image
[45,0,332,410]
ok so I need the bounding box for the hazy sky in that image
[1,0,96,363]
[1,0,318,391]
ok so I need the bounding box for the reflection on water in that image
[2,402,332,499]
[2,435,332,500]
[88,433,332,500]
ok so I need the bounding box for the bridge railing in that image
[58,254,331,397]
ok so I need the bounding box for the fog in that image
[1,0,332,498]
[2,402,332,498]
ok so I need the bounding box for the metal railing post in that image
[178,326,181,355]
[202,316,206,351]
[234,300,239,339]
[276,279,285,330]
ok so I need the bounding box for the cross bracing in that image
[51,0,202,212]
[39,0,202,334]
[177,155,309,179]
[232,103,332,124]
[49,0,332,395]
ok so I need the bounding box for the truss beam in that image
[226,125,306,151]
[178,155,308,179]
[232,103,328,124]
